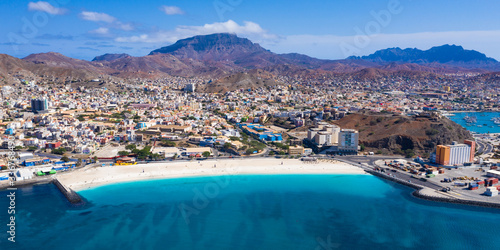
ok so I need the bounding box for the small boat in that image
[464,115,477,123]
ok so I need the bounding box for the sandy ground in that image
[57,158,366,191]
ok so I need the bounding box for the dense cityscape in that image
[3,1,500,249]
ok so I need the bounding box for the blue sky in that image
[2,0,500,60]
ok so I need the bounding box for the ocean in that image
[2,174,500,250]
[448,112,500,134]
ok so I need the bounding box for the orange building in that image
[436,145,450,165]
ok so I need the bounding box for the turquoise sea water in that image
[448,112,500,134]
[2,174,500,250]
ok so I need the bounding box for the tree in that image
[125,144,137,151]
[77,158,82,166]
[161,140,176,147]
[118,151,130,156]
[60,156,70,162]
[268,151,275,156]
[223,142,232,150]
[360,144,366,151]
[202,151,211,158]
[246,148,258,155]
[52,148,67,155]
[404,149,415,158]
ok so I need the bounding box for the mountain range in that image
[1,33,499,86]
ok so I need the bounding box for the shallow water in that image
[1,174,500,250]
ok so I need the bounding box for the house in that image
[45,142,62,149]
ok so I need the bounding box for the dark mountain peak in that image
[150,33,255,54]
[23,52,70,60]
[92,53,131,62]
[355,45,497,65]
[148,33,267,61]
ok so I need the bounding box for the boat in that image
[464,115,477,123]
[492,117,500,124]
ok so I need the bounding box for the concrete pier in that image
[53,178,83,204]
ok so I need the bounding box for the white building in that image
[339,129,359,154]
[16,169,33,181]
[486,170,500,179]
[448,143,471,165]
[308,124,341,146]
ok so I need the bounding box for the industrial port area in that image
[374,158,500,204]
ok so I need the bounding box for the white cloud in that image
[80,11,116,23]
[28,1,67,15]
[80,11,134,31]
[160,5,185,15]
[117,23,134,31]
[115,20,277,43]
[89,27,110,35]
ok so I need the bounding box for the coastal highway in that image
[475,140,493,155]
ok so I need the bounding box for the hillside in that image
[197,70,280,93]
[332,112,473,157]
[2,33,500,86]
[351,45,500,71]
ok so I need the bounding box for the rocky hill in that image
[333,112,473,157]
[2,33,500,87]
[149,33,289,68]
[350,45,500,71]
[92,53,131,62]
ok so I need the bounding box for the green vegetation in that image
[404,149,415,158]
[125,144,137,151]
[161,140,176,147]
[118,151,130,156]
[60,156,70,162]
[273,142,289,150]
[202,151,211,158]
[51,148,67,155]
[426,129,439,136]
[132,146,153,160]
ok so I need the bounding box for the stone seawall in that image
[365,169,500,209]
[53,178,83,204]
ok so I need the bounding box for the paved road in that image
[335,155,444,190]
[475,139,494,155]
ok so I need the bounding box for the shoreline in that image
[5,158,500,210]
[56,158,366,192]
[367,169,500,209]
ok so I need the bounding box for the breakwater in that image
[366,169,500,209]
[53,178,83,204]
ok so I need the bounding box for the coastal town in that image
[1,71,500,206]
[4,0,500,248]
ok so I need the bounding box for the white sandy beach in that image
[57,158,366,191]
